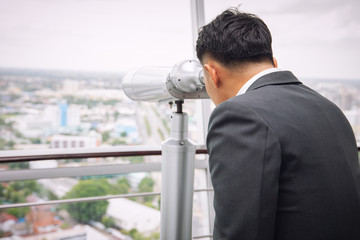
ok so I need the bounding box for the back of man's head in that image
[196,8,274,67]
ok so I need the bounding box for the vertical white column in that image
[190,0,215,235]
[160,105,196,240]
[190,0,211,145]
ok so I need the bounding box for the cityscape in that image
[0,68,207,240]
[0,67,360,239]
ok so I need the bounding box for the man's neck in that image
[223,63,275,99]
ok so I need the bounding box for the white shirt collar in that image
[236,68,284,96]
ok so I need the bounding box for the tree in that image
[0,184,4,198]
[114,111,120,121]
[9,191,25,203]
[6,207,30,219]
[138,176,155,202]
[101,131,110,143]
[143,116,152,136]
[4,180,56,202]
[9,162,29,170]
[128,156,144,164]
[0,138,15,150]
[30,138,41,144]
[122,228,160,240]
[23,180,41,194]
[9,180,40,193]
[138,177,154,193]
[114,177,131,194]
[42,188,59,201]
[4,180,40,202]
[3,182,31,218]
[121,131,127,137]
[63,179,111,223]
[111,138,126,145]
[101,216,115,228]
[117,177,131,187]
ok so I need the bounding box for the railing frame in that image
[0,188,213,210]
[0,145,206,163]
[0,146,208,182]
[0,145,212,239]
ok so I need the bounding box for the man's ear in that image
[273,57,278,68]
[204,64,220,88]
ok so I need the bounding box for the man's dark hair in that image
[196,8,274,66]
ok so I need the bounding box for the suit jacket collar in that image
[246,70,302,93]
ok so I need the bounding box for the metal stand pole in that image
[160,100,196,240]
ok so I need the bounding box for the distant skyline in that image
[0,0,359,80]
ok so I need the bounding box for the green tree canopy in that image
[63,179,111,223]
[138,176,154,193]
[101,131,110,143]
[138,176,155,203]
[122,228,160,240]
[114,177,131,194]
[0,184,4,198]
[5,180,40,202]
[6,207,30,219]
[8,162,29,170]
[101,216,115,228]
[2,181,40,218]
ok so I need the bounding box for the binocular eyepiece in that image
[122,60,209,101]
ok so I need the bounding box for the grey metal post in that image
[190,0,215,233]
[160,101,196,240]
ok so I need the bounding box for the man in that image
[196,8,360,240]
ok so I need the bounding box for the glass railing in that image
[0,146,213,240]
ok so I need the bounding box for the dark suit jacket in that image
[207,71,360,240]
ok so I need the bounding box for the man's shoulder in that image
[209,97,269,129]
[211,97,256,117]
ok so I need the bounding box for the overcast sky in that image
[0,0,359,80]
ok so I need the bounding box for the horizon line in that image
[1,66,360,82]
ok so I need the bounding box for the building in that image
[15,104,81,138]
[63,79,81,92]
[0,212,18,233]
[106,198,160,235]
[17,225,110,240]
[24,194,62,234]
[58,100,68,127]
[113,117,139,144]
[37,178,78,198]
[29,160,57,169]
[26,210,62,234]
[51,133,101,149]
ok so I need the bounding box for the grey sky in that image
[0,0,359,79]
